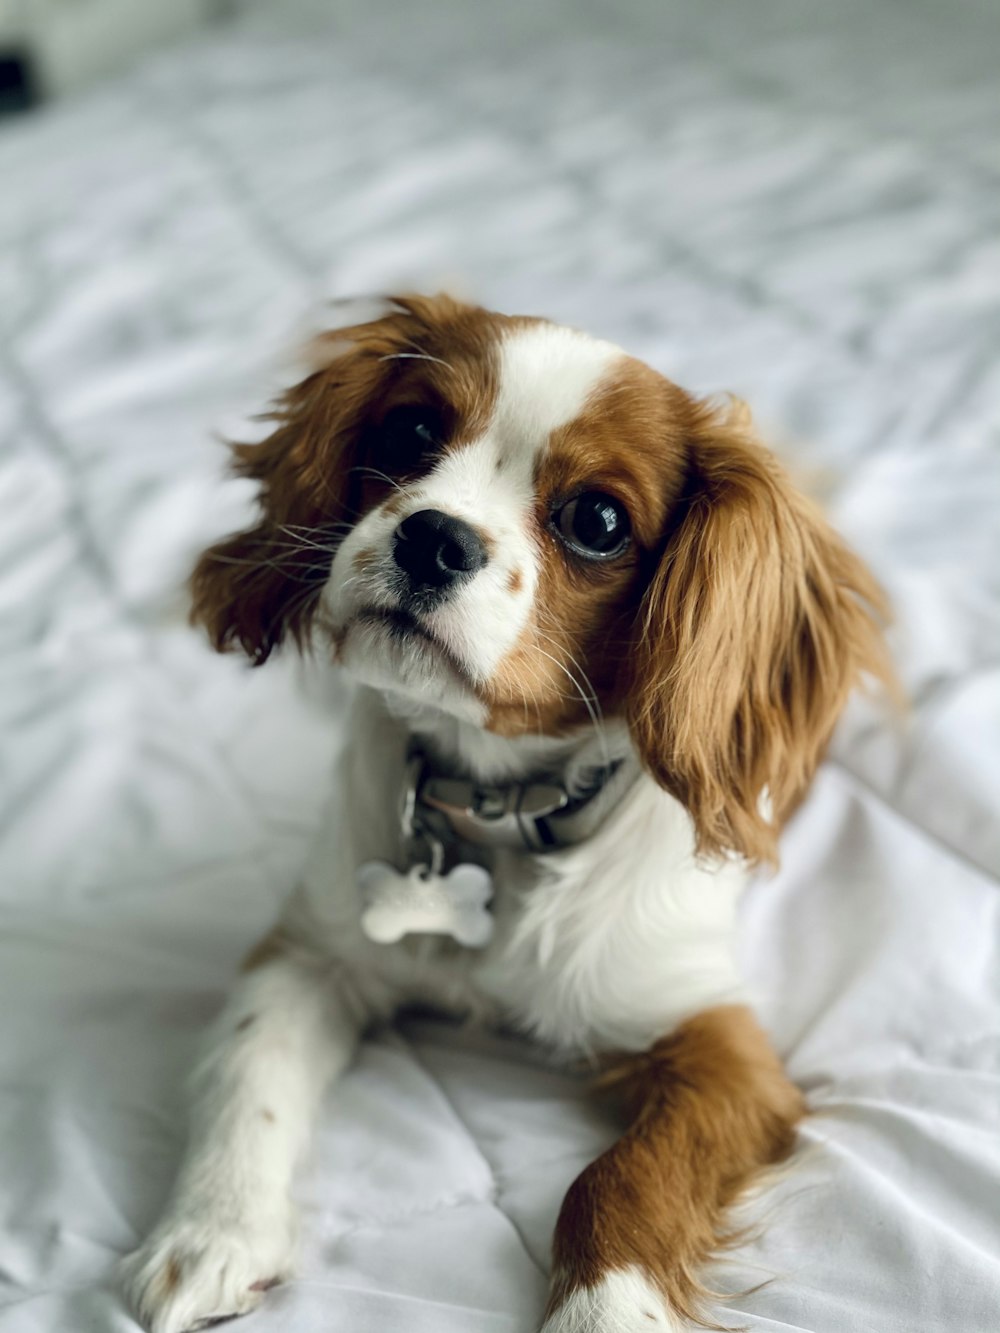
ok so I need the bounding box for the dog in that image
[120,294,892,1332]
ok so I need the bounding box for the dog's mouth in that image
[349,606,476,691]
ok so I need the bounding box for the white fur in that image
[493,322,623,447]
[120,947,363,1333]
[123,323,748,1332]
[477,758,747,1053]
[541,1266,687,1332]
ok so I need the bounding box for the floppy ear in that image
[189,517,319,667]
[626,398,893,865]
[190,309,407,664]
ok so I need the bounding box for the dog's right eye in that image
[373,405,442,472]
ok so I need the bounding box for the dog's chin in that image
[337,608,486,723]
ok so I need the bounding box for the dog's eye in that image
[553,492,631,560]
[373,405,442,471]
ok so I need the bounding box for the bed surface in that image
[1,1,998,1329]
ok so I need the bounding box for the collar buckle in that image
[402,748,628,858]
[472,786,509,821]
[419,772,571,853]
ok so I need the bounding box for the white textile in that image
[1,2,998,1330]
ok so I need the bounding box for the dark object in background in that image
[0,49,38,115]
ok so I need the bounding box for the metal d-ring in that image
[399,751,425,842]
[400,750,445,879]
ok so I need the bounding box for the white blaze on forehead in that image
[412,323,624,516]
[493,322,625,459]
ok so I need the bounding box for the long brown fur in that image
[190,317,389,663]
[626,396,894,865]
[546,1006,805,1327]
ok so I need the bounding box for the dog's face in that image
[322,306,691,736]
[192,295,890,862]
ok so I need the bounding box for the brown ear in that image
[190,519,320,666]
[189,303,416,664]
[626,398,893,865]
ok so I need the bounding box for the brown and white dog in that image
[120,295,891,1332]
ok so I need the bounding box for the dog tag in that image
[357,860,494,948]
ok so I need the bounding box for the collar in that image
[399,745,634,866]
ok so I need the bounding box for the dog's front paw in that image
[541,1265,687,1332]
[119,1209,295,1333]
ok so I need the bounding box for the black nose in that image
[392,509,488,597]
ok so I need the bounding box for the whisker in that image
[349,465,408,497]
[529,631,611,770]
[378,351,453,371]
[277,522,354,536]
[273,527,345,554]
[396,333,457,367]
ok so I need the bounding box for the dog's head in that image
[192,294,891,863]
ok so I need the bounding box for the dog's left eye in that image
[373,405,442,471]
[553,492,631,559]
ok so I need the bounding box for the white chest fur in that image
[469,780,748,1053]
[295,691,748,1058]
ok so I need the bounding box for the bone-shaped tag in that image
[357,860,494,948]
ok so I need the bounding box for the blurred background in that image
[0,2,998,1331]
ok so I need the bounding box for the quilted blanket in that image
[1,1,998,1330]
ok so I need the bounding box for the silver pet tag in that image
[357,860,494,948]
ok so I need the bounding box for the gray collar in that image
[399,746,633,870]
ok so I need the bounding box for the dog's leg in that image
[120,929,364,1333]
[541,1005,804,1332]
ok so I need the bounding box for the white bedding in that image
[1,1,998,1330]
